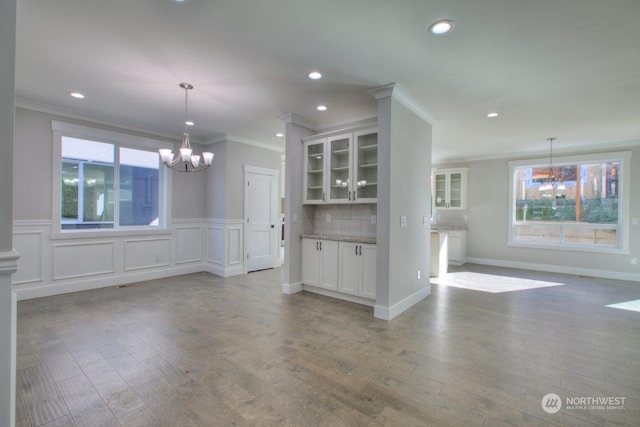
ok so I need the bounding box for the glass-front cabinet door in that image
[303,139,327,204]
[353,129,378,203]
[448,171,463,208]
[433,168,467,209]
[327,134,352,203]
[434,172,447,208]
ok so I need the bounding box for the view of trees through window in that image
[513,161,620,247]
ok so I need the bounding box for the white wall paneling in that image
[174,225,204,264]
[205,219,244,277]
[124,238,171,271]
[12,221,46,284]
[53,241,115,280]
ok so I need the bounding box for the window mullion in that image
[113,145,120,229]
[78,162,84,223]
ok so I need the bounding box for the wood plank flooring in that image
[15,265,640,426]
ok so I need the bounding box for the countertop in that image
[300,234,377,244]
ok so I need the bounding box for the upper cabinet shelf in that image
[433,168,468,210]
[302,127,378,205]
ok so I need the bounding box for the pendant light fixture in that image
[159,83,214,172]
[538,137,558,191]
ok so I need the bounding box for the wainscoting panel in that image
[207,225,224,265]
[124,238,171,271]
[175,226,203,264]
[53,241,115,280]
[12,231,43,285]
[228,225,243,266]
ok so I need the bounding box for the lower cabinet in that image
[338,241,376,299]
[301,238,338,290]
[448,230,467,265]
[302,238,376,301]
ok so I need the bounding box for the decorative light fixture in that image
[538,137,559,191]
[159,83,214,172]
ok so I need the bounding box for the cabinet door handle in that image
[358,245,362,255]
[348,191,351,201]
[319,241,322,250]
[316,241,319,250]
[355,245,358,255]
[353,191,356,201]
[323,192,326,202]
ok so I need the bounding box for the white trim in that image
[507,150,632,168]
[51,120,174,150]
[0,250,20,275]
[302,124,377,143]
[226,136,285,153]
[204,263,245,278]
[243,164,280,176]
[466,257,640,283]
[50,228,173,240]
[367,83,437,125]
[279,113,318,130]
[11,291,17,427]
[12,220,52,228]
[374,285,431,321]
[315,109,378,132]
[282,282,302,294]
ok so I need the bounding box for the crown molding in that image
[226,136,285,153]
[278,113,318,130]
[315,108,377,132]
[368,83,437,126]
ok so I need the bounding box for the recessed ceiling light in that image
[70,92,85,99]
[429,20,454,35]
[317,105,327,111]
[275,133,284,137]
[487,112,499,118]
[308,72,322,80]
[185,120,195,126]
[172,0,190,3]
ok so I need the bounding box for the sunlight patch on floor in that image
[431,271,566,293]
[606,299,640,313]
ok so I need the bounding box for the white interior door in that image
[245,166,279,272]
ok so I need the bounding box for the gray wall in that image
[1,0,17,424]
[449,144,640,277]
[204,140,283,220]
[387,98,432,306]
[13,108,206,222]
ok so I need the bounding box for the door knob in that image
[270,224,275,228]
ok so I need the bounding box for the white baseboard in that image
[13,264,203,300]
[205,263,245,278]
[282,282,302,294]
[374,285,431,321]
[466,257,640,283]
[301,285,375,307]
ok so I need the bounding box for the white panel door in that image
[245,169,278,272]
[338,242,359,295]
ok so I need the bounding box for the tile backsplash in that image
[303,204,377,239]
[434,209,468,229]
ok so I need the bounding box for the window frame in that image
[51,121,173,238]
[507,150,631,254]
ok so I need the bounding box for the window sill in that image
[50,228,173,240]
[507,241,630,255]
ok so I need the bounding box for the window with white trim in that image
[508,151,631,253]
[53,121,170,232]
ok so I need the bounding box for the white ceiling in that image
[15,0,640,163]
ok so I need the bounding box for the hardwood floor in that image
[15,265,640,426]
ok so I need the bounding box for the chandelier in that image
[159,83,214,172]
[538,137,565,191]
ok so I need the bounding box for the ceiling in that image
[15,0,640,163]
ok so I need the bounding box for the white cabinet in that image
[447,230,466,266]
[434,168,467,209]
[303,127,377,205]
[301,238,338,290]
[338,242,377,299]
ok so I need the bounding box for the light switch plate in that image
[326,214,331,223]
[400,216,407,227]
[423,216,429,225]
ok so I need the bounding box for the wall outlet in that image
[371,215,377,224]
[632,258,637,265]
[417,270,421,280]
[423,216,429,225]
[326,214,331,223]
[400,216,407,227]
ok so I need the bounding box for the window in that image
[508,151,631,253]
[53,121,170,233]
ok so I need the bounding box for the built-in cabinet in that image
[303,127,377,205]
[447,230,467,265]
[337,241,377,299]
[301,238,376,301]
[301,238,339,290]
[434,168,467,209]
